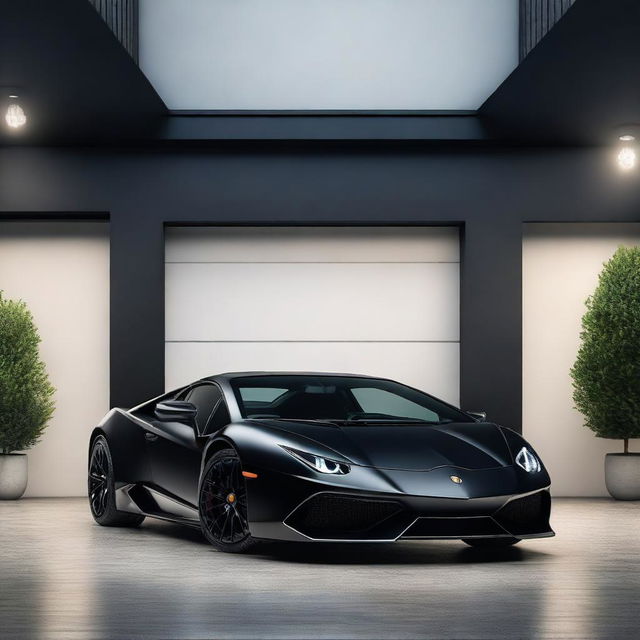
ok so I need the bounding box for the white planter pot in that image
[605,453,640,500]
[0,454,28,500]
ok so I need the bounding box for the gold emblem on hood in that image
[450,475,463,484]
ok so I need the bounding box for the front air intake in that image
[493,490,551,536]
[285,493,403,539]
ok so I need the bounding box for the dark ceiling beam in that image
[519,0,576,61]
[88,0,139,63]
[160,113,491,145]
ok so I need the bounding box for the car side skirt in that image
[115,483,200,528]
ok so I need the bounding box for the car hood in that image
[253,419,513,471]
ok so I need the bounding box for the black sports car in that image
[88,372,553,552]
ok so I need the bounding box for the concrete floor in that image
[0,498,638,640]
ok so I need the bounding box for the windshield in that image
[230,375,472,425]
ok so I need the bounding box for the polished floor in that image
[0,498,638,639]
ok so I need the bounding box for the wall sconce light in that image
[617,134,636,171]
[5,94,27,129]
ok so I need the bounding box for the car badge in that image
[450,475,463,484]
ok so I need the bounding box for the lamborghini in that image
[88,372,553,552]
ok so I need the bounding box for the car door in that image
[147,383,222,506]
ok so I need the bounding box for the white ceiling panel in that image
[140,0,518,110]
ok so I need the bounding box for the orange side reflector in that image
[242,471,258,479]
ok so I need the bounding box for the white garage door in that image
[523,223,640,497]
[0,222,109,497]
[165,227,460,405]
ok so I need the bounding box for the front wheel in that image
[199,448,257,553]
[88,435,145,527]
[462,537,521,548]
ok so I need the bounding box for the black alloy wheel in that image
[199,448,256,553]
[88,435,145,527]
[88,438,109,517]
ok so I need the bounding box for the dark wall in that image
[1,145,639,431]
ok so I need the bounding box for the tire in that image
[199,448,257,553]
[462,537,521,548]
[88,435,145,527]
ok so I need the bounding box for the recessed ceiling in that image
[2,0,636,146]
[139,0,519,111]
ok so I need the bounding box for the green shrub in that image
[570,246,640,453]
[0,292,55,454]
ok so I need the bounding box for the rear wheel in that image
[88,435,145,527]
[199,448,256,553]
[462,537,521,548]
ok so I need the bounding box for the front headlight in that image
[515,446,541,473]
[282,446,350,475]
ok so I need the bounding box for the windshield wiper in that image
[338,419,444,425]
[261,418,344,426]
[250,417,451,426]
[289,418,447,426]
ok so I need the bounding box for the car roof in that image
[203,371,381,383]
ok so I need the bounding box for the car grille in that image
[493,490,551,536]
[285,493,403,539]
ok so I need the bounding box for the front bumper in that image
[245,466,554,542]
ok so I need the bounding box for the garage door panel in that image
[166,226,460,407]
[166,262,459,341]
[166,341,460,406]
[166,226,460,263]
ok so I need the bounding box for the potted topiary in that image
[0,292,55,499]
[571,246,640,500]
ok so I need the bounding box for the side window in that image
[185,384,222,434]
[204,399,231,435]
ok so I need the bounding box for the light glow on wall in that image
[617,135,636,170]
[5,96,26,128]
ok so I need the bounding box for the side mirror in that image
[467,410,487,422]
[155,400,198,425]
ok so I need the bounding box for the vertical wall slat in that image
[519,0,576,62]
[88,0,139,63]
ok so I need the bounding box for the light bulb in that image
[617,146,636,170]
[5,98,27,129]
